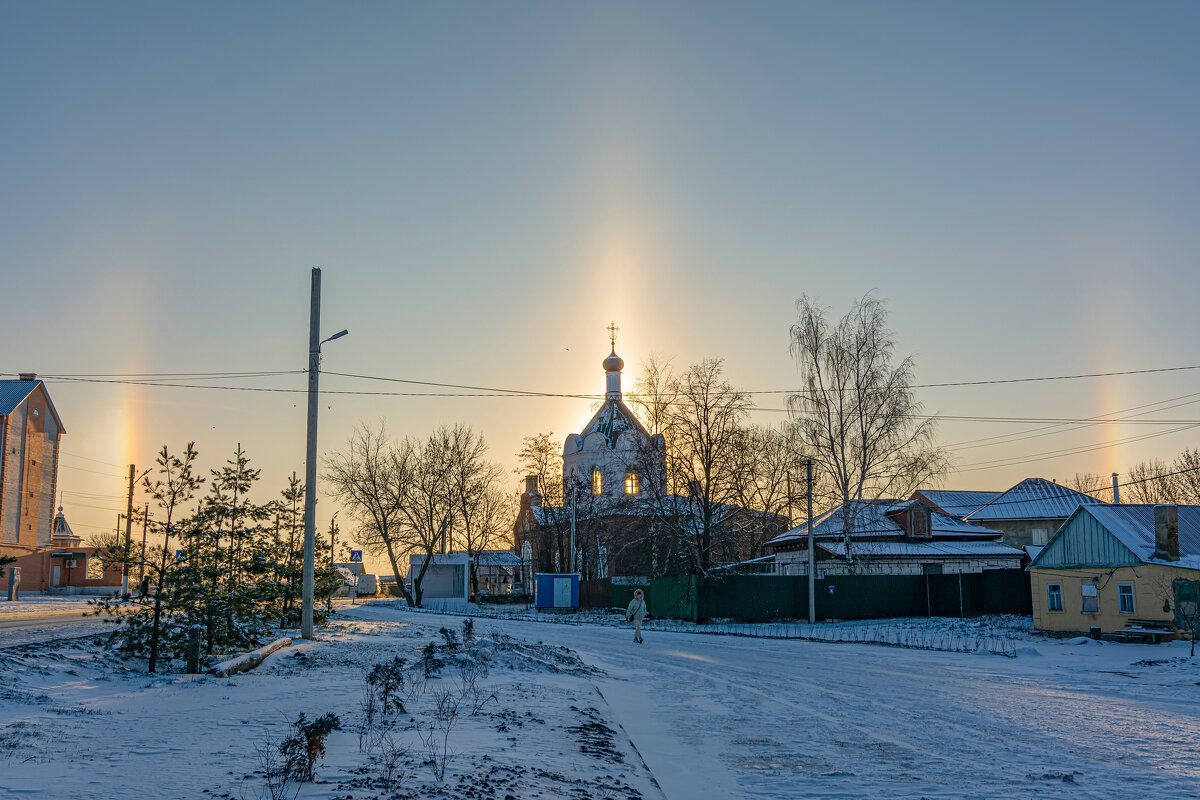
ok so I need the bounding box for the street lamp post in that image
[301,266,347,640]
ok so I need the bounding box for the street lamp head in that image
[321,329,349,346]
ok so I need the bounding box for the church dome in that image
[603,348,624,373]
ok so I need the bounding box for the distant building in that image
[1029,504,1200,637]
[0,374,65,548]
[965,477,1107,550]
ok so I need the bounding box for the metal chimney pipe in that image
[1111,472,1120,504]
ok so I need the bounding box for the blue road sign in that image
[350,550,363,563]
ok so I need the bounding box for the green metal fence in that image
[591,570,1032,621]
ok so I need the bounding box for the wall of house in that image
[1,544,122,593]
[1030,564,1200,634]
[0,406,25,544]
[983,519,1068,550]
[774,547,1021,577]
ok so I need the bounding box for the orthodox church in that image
[561,340,666,504]
[514,330,667,579]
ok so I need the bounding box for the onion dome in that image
[603,348,624,373]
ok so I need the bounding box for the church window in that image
[592,469,603,495]
[625,472,639,495]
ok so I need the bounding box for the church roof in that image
[578,397,649,449]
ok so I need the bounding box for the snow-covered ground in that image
[2,604,1198,799]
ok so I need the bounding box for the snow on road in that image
[1,601,1197,800]
[357,605,1200,800]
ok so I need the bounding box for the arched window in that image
[592,469,603,495]
[625,471,639,495]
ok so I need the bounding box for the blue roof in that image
[0,379,39,416]
[915,489,1002,517]
[966,478,1106,521]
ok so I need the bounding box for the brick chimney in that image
[1154,505,1179,561]
[18,373,36,381]
[523,475,542,506]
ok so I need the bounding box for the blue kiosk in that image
[533,573,580,612]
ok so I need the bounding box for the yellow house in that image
[1029,504,1200,637]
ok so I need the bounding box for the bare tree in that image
[789,294,948,572]
[635,358,752,574]
[728,423,809,558]
[1064,471,1109,501]
[445,428,508,595]
[325,423,418,605]
[1125,458,1179,504]
[515,432,564,507]
[1171,448,1200,504]
[628,354,677,437]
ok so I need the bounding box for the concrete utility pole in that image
[807,459,815,624]
[302,267,348,640]
[569,487,576,574]
[301,268,322,640]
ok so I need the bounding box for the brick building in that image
[1,374,65,547]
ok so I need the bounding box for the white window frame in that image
[1081,581,1099,613]
[1046,583,1063,612]
[1117,583,1135,614]
[1032,528,1048,546]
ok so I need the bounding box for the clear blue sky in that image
[3,1,1198,540]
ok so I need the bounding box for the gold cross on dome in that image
[607,321,619,349]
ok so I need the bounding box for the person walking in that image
[626,588,647,643]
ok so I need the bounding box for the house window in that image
[921,562,942,575]
[592,469,603,495]
[1047,583,1063,612]
[1032,528,1048,546]
[86,556,105,581]
[625,471,639,495]
[1118,584,1135,614]
[1081,582,1099,613]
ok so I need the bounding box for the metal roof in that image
[0,379,39,416]
[0,378,66,432]
[915,489,1002,517]
[966,478,1106,521]
[1070,504,1200,568]
[817,540,1024,559]
[767,499,1001,547]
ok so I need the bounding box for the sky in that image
[3,1,1199,546]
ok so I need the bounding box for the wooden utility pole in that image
[121,464,135,594]
[139,503,149,583]
[807,459,815,624]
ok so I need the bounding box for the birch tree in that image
[789,294,948,571]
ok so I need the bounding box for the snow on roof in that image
[817,539,1024,559]
[475,550,522,566]
[1071,504,1200,569]
[966,478,1106,521]
[915,489,1002,517]
[766,499,1001,547]
[576,397,649,449]
[1024,545,1043,561]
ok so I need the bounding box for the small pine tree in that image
[422,642,445,678]
[438,626,460,651]
[461,617,475,644]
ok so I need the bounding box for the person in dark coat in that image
[626,589,647,643]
